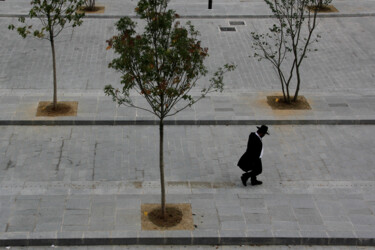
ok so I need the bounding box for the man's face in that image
[259,132,265,138]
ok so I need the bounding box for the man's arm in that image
[247,133,262,159]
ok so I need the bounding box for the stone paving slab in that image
[0,125,374,246]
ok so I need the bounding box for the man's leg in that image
[241,171,252,186]
[250,159,263,185]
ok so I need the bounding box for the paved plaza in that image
[0,0,375,247]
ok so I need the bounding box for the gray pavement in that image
[0,125,374,246]
[2,0,375,17]
[1,16,375,124]
[0,0,375,247]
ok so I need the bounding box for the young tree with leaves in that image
[9,0,85,109]
[251,0,329,103]
[105,0,235,218]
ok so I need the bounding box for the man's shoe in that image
[251,180,262,186]
[241,175,247,186]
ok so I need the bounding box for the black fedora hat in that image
[257,125,269,135]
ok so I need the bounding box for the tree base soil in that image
[78,6,105,14]
[267,95,311,110]
[36,101,78,117]
[141,203,194,230]
[307,5,338,13]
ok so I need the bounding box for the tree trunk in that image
[277,69,287,101]
[50,36,57,110]
[159,118,166,218]
[294,72,301,102]
[286,83,291,103]
[294,61,301,102]
[318,0,323,9]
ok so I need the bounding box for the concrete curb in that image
[0,236,374,247]
[0,119,374,126]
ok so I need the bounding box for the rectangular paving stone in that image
[349,214,375,225]
[299,224,326,231]
[218,215,243,222]
[290,198,316,209]
[88,222,114,231]
[315,200,346,217]
[355,230,375,238]
[269,205,297,221]
[272,221,299,231]
[13,209,38,216]
[296,214,324,225]
[91,206,115,217]
[246,230,273,237]
[63,214,89,226]
[272,230,300,237]
[244,213,271,224]
[14,199,40,210]
[327,230,356,238]
[116,198,141,209]
[40,196,66,208]
[66,198,91,210]
[217,206,242,216]
[221,220,246,231]
[194,214,219,230]
[34,222,61,232]
[38,205,65,217]
[61,225,88,232]
[240,198,266,209]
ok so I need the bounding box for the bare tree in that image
[251,0,329,103]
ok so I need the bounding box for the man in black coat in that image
[238,125,269,186]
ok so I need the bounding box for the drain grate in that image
[219,27,236,32]
[329,103,349,107]
[229,21,245,26]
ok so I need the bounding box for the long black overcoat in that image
[237,132,262,172]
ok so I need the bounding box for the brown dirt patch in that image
[36,101,78,117]
[307,5,338,13]
[78,5,105,14]
[267,95,311,110]
[141,203,194,231]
